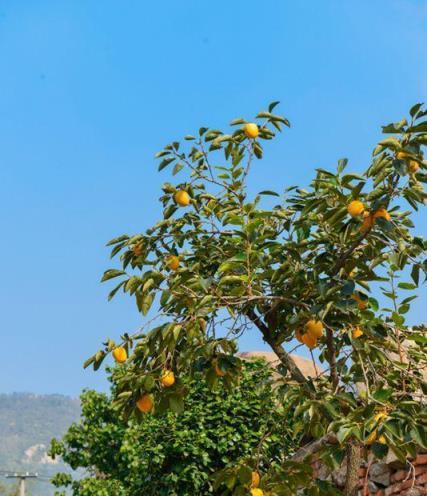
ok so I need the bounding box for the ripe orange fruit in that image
[373,208,391,222]
[112,347,127,364]
[166,255,180,271]
[160,370,175,387]
[174,190,191,207]
[212,358,225,377]
[250,489,264,496]
[301,333,317,349]
[352,293,368,310]
[251,471,260,488]
[136,394,154,413]
[243,123,259,139]
[347,200,365,217]
[295,329,304,344]
[132,244,143,257]
[305,320,324,339]
[408,160,420,173]
[360,211,373,233]
[351,327,363,339]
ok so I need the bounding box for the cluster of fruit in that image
[111,347,233,414]
[131,123,261,275]
[295,320,363,350]
[347,199,391,233]
[295,320,324,349]
[111,347,175,413]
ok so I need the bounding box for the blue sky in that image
[0,0,426,396]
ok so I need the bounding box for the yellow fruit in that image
[366,430,377,445]
[408,160,420,173]
[136,394,153,413]
[352,293,368,311]
[360,211,374,233]
[373,208,391,222]
[348,269,357,279]
[301,333,317,349]
[166,255,180,271]
[212,358,225,377]
[352,327,363,339]
[174,190,191,207]
[374,411,387,423]
[396,151,409,160]
[305,320,324,339]
[112,347,127,364]
[160,370,175,387]
[250,489,264,496]
[251,471,260,488]
[378,435,387,444]
[347,200,365,218]
[243,123,259,139]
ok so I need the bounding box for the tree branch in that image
[330,230,369,276]
[245,307,309,387]
[292,432,338,461]
[325,327,339,390]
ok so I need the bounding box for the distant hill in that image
[0,393,80,495]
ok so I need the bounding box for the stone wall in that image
[311,453,427,495]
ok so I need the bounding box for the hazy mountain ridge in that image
[0,393,80,495]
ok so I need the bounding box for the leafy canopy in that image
[85,102,427,494]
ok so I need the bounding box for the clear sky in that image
[0,0,426,396]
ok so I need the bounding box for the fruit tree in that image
[85,102,427,495]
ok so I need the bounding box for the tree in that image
[50,361,296,495]
[85,102,427,495]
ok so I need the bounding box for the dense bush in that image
[50,360,294,495]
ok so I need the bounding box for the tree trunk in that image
[344,440,361,496]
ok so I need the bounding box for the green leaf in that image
[336,426,352,444]
[169,394,184,413]
[373,388,393,402]
[372,442,388,458]
[268,101,280,112]
[392,312,404,326]
[258,190,280,197]
[158,157,175,171]
[411,265,420,286]
[410,103,423,118]
[237,465,252,485]
[101,269,126,282]
[106,235,129,246]
[144,376,155,392]
[172,163,184,175]
[397,282,417,290]
[83,356,95,369]
[410,426,427,449]
[108,280,126,301]
[140,293,154,315]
